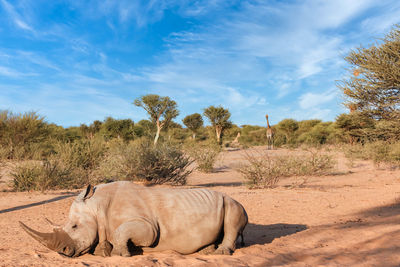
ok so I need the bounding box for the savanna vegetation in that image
[1,25,400,191]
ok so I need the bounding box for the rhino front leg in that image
[93,210,113,257]
[112,218,158,257]
[94,240,113,257]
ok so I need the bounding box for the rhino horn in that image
[44,217,62,228]
[19,221,76,257]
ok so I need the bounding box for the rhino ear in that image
[82,184,95,201]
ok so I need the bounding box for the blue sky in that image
[0,0,399,127]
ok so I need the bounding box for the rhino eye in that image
[72,224,78,229]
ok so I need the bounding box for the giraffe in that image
[265,114,274,150]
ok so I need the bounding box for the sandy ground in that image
[1,146,400,266]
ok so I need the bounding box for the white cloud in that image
[223,87,265,110]
[221,0,383,82]
[70,0,170,28]
[1,0,397,126]
[0,65,37,77]
[293,107,334,121]
[0,66,20,77]
[178,0,225,17]
[0,0,35,32]
[0,81,142,126]
[111,0,377,124]
[14,18,33,31]
[298,0,374,30]
[360,2,400,34]
[299,90,337,110]
[16,51,61,71]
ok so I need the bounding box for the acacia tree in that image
[277,119,299,144]
[338,25,400,121]
[182,113,203,139]
[101,117,135,142]
[335,113,375,143]
[203,106,232,144]
[134,94,179,145]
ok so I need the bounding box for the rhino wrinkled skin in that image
[20,181,248,257]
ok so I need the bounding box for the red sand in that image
[1,146,400,266]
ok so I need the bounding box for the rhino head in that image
[20,185,98,257]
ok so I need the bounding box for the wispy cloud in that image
[0,0,35,32]
[112,0,387,124]
[0,65,22,77]
[0,65,37,77]
[178,0,227,17]
[14,18,32,31]
[360,2,400,34]
[68,0,171,28]
[299,89,338,110]
[0,0,398,126]
[228,1,377,79]
[0,77,143,126]
[16,51,61,71]
[138,1,363,103]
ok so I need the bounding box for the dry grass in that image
[11,138,106,191]
[11,138,194,190]
[11,158,81,192]
[343,141,400,168]
[131,140,193,185]
[95,139,193,185]
[184,141,221,173]
[238,149,336,189]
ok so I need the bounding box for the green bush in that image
[53,138,107,186]
[54,138,106,172]
[12,138,193,190]
[12,162,43,191]
[93,139,138,183]
[96,139,193,185]
[99,117,135,142]
[297,120,322,134]
[239,126,267,147]
[297,122,335,145]
[166,127,190,143]
[193,126,211,141]
[12,158,76,191]
[372,120,400,141]
[185,142,220,173]
[11,138,109,191]
[271,130,286,147]
[134,120,156,139]
[0,111,51,160]
[335,112,375,143]
[132,140,193,185]
[277,119,299,145]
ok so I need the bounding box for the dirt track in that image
[1,146,400,266]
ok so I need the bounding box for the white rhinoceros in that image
[20,181,248,257]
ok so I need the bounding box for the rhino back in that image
[104,182,225,254]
